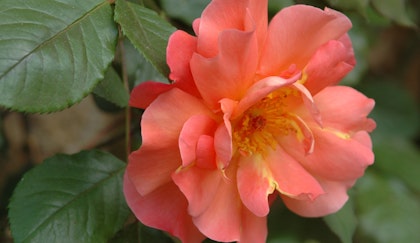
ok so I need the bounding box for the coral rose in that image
[124,1,376,242]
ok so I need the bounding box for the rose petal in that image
[127,146,180,196]
[280,127,374,181]
[124,173,205,242]
[140,88,212,146]
[259,5,352,76]
[191,29,259,109]
[303,39,355,94]
[167,30,201,97]
[179,115,218,167]
[172,166,223,217]
[214,122,233,168]
[192,167,242,242]
[239,207,267,243]
[233,74,301,118]
[237,155,276,217]
[281,178,353,217]
[309,86,376,133]
[196,135,217,169]
[196,0,267,57]
[268,146,324,200]
[129,88,212,194]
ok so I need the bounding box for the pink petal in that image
[196,135,217,169]
[259,5,352,76]
[237,155,276,217]
[280,127,374,182]
[233,74,301,118]
[179,115,218,167]
[167,30,201,97]
[303,39,355,94]
[310,86,376,133]
[123,173,205,242]
[129,88,212,194]
[140,88,212,147]
[293,82,322,126]
[239,207,267,243]
[129,81,172,109]
[192,167,242,242]
[214,122,233,169]
[191,29,259,109]
[196,0,267,57]
[172,166,223,217]
[267,146,325,200]
[127,146,180,196]
[281,178,354,217]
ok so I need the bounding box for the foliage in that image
[1,0,419,242]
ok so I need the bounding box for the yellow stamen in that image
[232,90,303,157]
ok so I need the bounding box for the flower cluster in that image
[124,1,376,242]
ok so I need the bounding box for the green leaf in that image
[93,66,129,108]
[373,139,420,192]
[8,150,129,243]
[123,39,168,87]
[0,0,118,113]
[114,0,176,77]
[371,0,415,27]
[323,199,357,243]
[160,0,210,24]
[355,172,420,243]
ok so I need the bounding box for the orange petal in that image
[196,0,267,57]
[167,30,201,97]
[281,177,353,217]
[179,115,218,167]
[192,169,242,242]
[281,127,374,181]
[239,207,267,243]
[267,146,325,200]
[310,86,376,133]
[127,146,180,196]
[237,155,276,217]
[191,29,259,109]
[259,5,352,76]
[140,88,212,147]
[303,39,355,95]
[123,173,205,243]
[172,166,222,217]
[196,135,217,169]
[233,74,301,118]
[129,88,212,195]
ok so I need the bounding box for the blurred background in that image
[1,0,419,242]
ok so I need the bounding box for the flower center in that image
[232,89,300,157]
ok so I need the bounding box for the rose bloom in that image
[124,1,376,242]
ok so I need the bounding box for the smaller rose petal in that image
[260,5,352,76]
[268,146,325,200]
[179,115,218,167]
[310,86,376,133]
[167,30,201,97]
[237,155,276,217]
[124,173,205,242]
[281,127,374,181]
[239,207,267,243]
[196,135,217,169]
[281,178,353,217]
[303,39,355,95]
[173,166,222,217]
